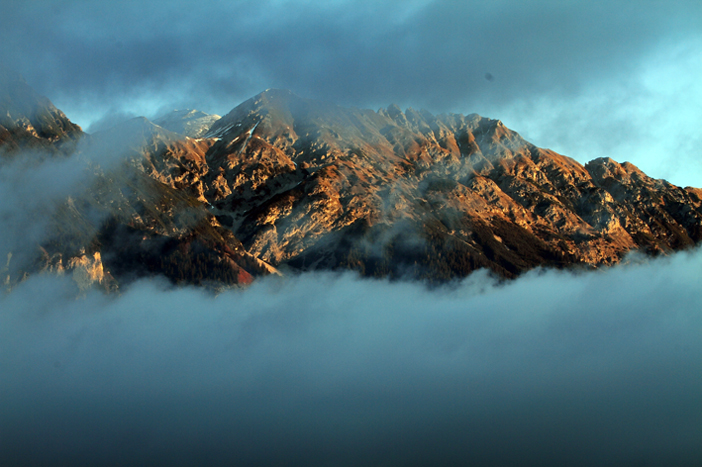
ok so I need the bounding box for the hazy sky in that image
[2,0,701,186]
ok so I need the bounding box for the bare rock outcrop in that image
[186,90,702,280]
[3,85,701,287]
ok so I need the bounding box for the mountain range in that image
[2,72,701,290]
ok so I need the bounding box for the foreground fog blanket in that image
[2,251,701,466]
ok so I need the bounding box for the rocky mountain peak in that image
[193,91,702,281]
[0,70,82,155]
[153,109,221,138]
[206,89,337,140]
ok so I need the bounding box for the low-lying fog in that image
[2,250,701,466]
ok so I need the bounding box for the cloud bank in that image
[2,252,701,466]
[3,1,700,114]
[2,1,701,185]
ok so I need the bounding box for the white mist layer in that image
[1,252,701,466]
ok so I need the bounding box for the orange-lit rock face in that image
[4,86,702,287]
[185,90,701,280]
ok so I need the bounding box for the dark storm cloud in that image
[2,0,700,117]
[2,255,702,466]
[3,1,701,185]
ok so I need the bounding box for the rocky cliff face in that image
[40,148,271,289]
[0,88,263,290]
[191,89,702,280]
[0,70,83,157]
[2,86,702,288]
